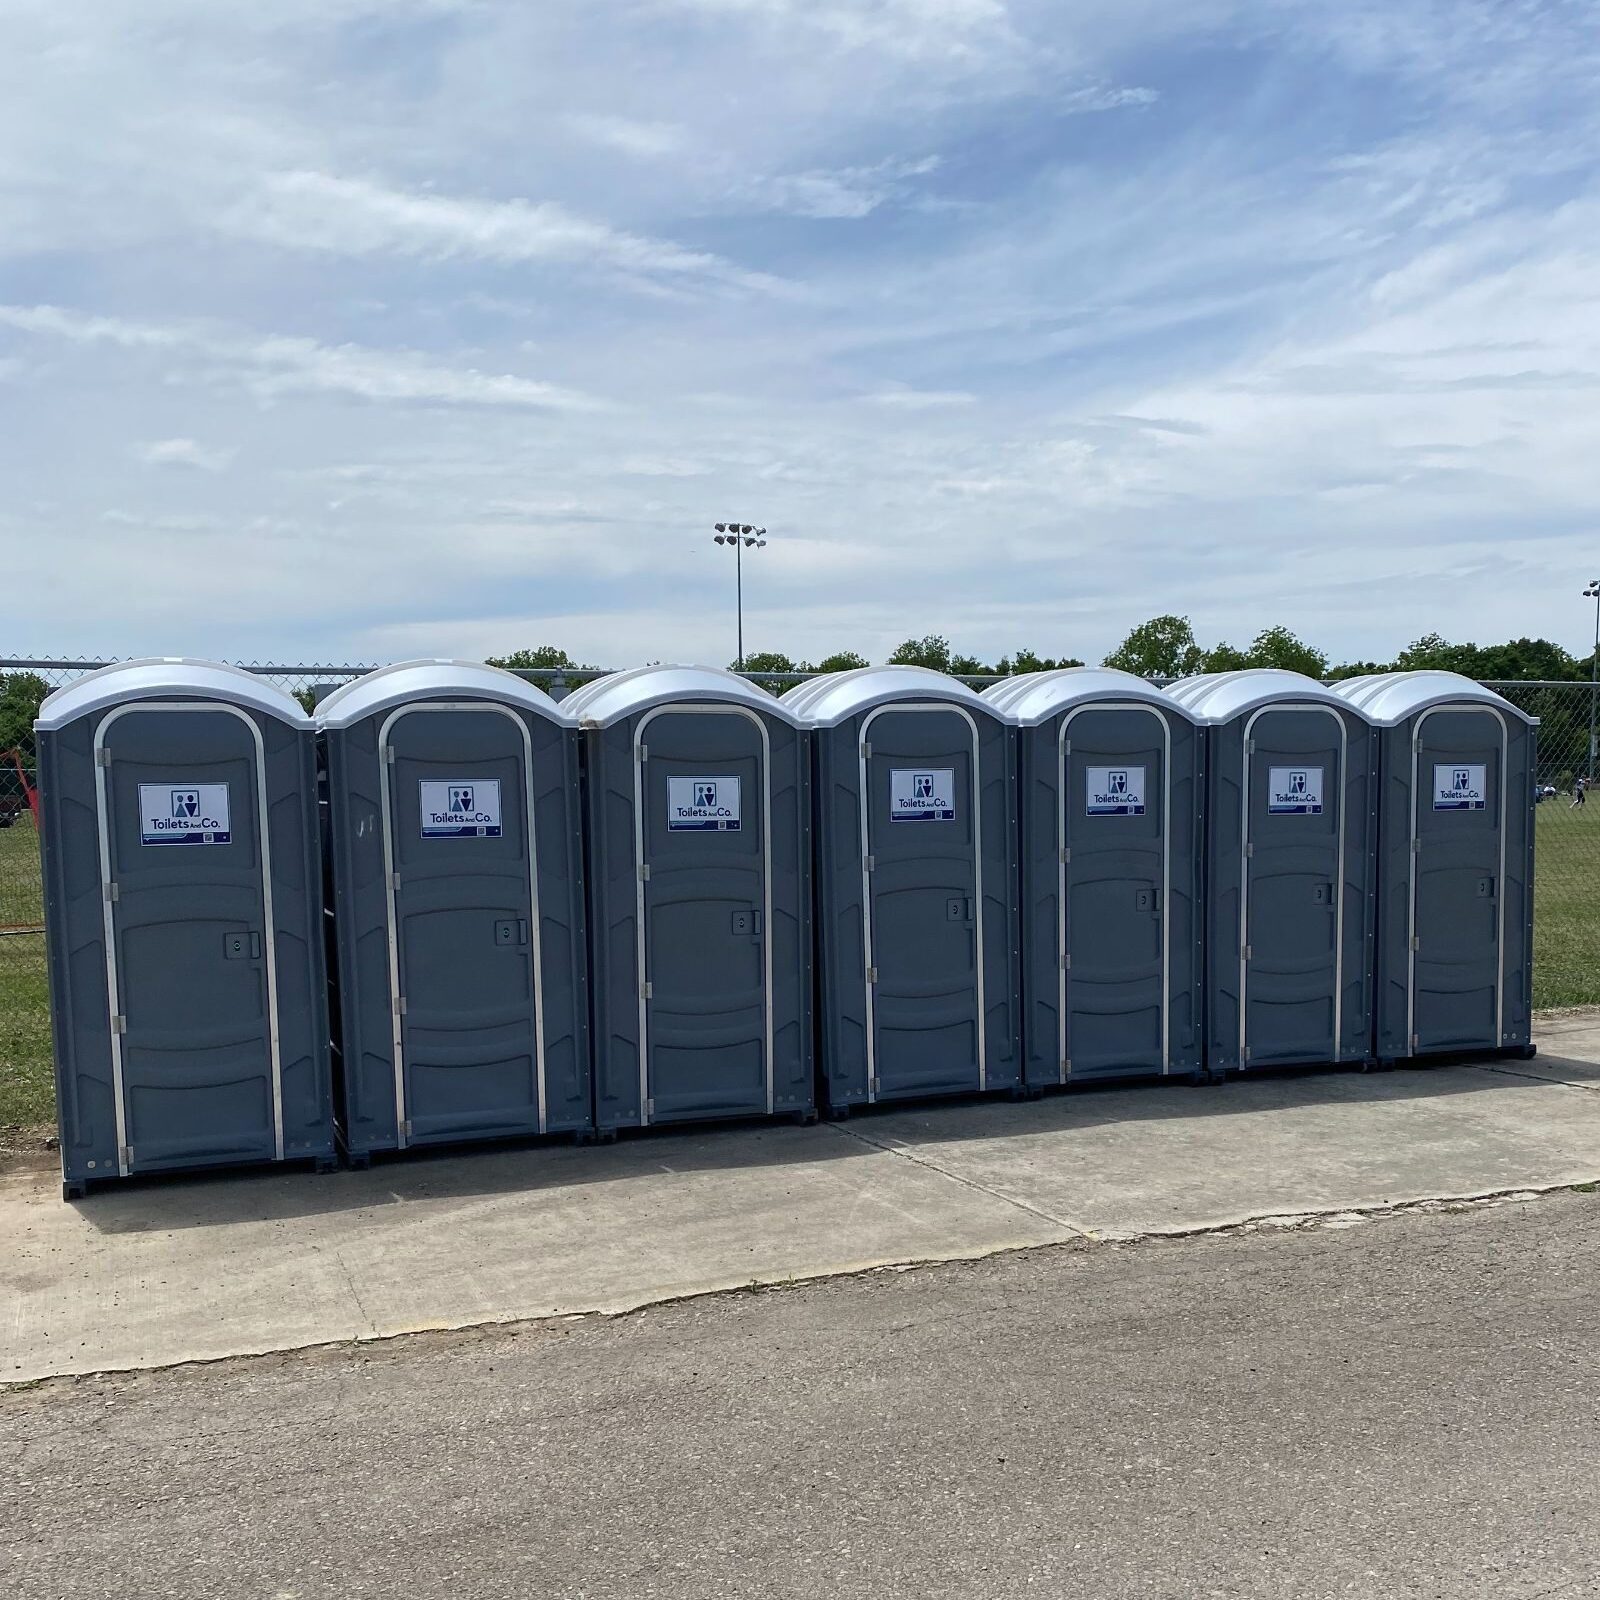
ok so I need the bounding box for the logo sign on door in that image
[139,783,232,845]
[1267,766,1324,814]
[1086,765,1147,816]
[420,778,503,837]
[890,768,956,822]
[668,775,742,831]
[1433,763,1487,811]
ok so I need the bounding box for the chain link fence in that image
[2,660,1596,1138]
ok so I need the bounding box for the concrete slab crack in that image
[820,1120,1091,1237]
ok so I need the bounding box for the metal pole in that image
[1590,590,1598,782]
[735,536,744,670]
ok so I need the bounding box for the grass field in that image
[1532,795,1600,1007]
[1,803,1597,1143]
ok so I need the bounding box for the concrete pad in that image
[4,1021,1600,1384]
[847,1062,1600,1239]
[0,1124,1070,1383]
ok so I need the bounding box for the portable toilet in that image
[787,666,1020,1111]
[1332,671,1537,1064]
[982,668,1206,1088]
[1165,669,1377,1074]
[35,659,334,1197]
[315,661,591,1158]
[564,666,813,1132]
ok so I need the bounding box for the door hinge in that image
[1243,1045,1253,1062]
[1247,739,1256,755]
[1061,1058,1071,1077]
[120,1145,134,1168]
[389,872,401,892]
[103,882,119,903]
[1059,847,1071,864]
[1245,842,1254,858]
[394,996,407,1016]
[1411,837,1422,853]
[868,1077,880,1097]
[645,1097,655,1118]
[866,967,879,985]
[96,747,112,767]
[384,747,396,764]
[1242,945,1252,962]
[863,854,876,872]
[401,1119,414,1140]
[860,742,872,759]
[1410,1034,1420,1053]
[110,1014,127,1035]
[638,743,648,762]
[638,863,651,881]
[641,981,653,1000]
[1061,952,1071,971]
[1410,936,1421,951]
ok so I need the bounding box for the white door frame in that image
[93,702,284,1176]
[859,702,986,1102]
[1406,705,1509,1053]
[1058,703,1172,1083]
[632,704,775,1126]
[378,701,548,1147]
[1238,704,1348,1067]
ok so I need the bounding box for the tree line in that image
[488,617,1600,687]
[0,619,1593,786]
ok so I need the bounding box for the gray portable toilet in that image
[564,666,813,1132]
[1166,669,1377,1074]
[35,659,334,1197]
[982,668,1206,1088]
[788,666,1020,1111]
[315,661,590,1158]
[1333,671,1537,1064]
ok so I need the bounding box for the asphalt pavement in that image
[5,1189,1599,1599]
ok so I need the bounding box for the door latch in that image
[731,909,763,936]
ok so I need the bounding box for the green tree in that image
[887,635,955,672]
[0,672,49,761]
[489,645,582,671]
[737,650,797,694]
[803,650,869,674]
[993,648,1084,676]
[1243,624,1328,677]
[1103,615,1205,680]
[1201,640,1251,672]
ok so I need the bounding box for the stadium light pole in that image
[1585,579,1600,781]
[712,523,768,671]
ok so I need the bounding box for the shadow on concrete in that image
[70,1054,1596,1237]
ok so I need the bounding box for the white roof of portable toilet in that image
[981,667,1186,728]
[560,665,806,729]
[314,660,571,730]
[1331,670,1536,727]
[1164,668,1356,725]
[785,665,1012,728]
[35,657,311,732]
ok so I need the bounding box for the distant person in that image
[1573,776,1588,808]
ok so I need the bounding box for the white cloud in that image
[565,114,686,159]
[134,437,235,472]
[736,155,941,220]
[0,303,602,412]
[863,387,977,409]
[228,171,780,291]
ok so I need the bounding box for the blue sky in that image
[4,0,1599,668]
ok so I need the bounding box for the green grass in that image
[1533,796,1600,1009]
[0,801,1596,1143]
[0,814,44,930]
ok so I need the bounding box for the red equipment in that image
[1,747,38,826]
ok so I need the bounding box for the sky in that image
[4,0,1600,671]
